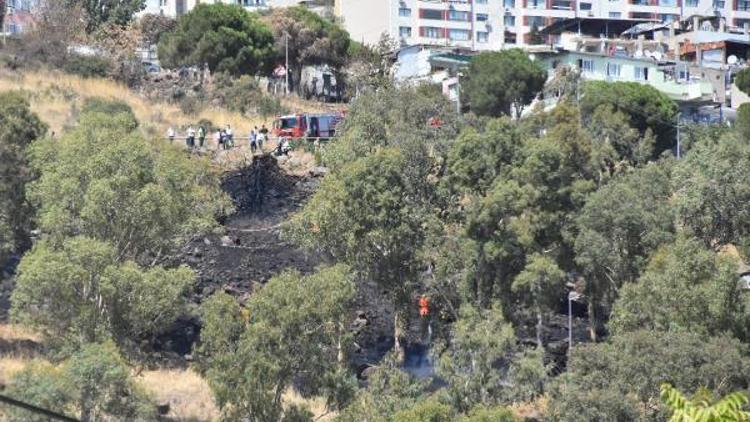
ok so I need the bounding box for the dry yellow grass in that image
[0,356,31,388]
[0,68,336,138]
[137,368,219,422]
[0,323,39,343]
[283,388,337,422]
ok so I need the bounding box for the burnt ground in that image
[160,155,395,371]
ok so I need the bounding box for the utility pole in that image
[285,32,289,96]
[676,112,681,159]
[455,72,461,114]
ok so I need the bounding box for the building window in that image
[477,31,489,43]
[399,7,411,17]
[399,26,412,38]
[580,2,592,9]
[527,0,544,7]
[685,0,698,5]
[476,0,488,3]
[448,10,470,21]
[579,59,594,73]
[713,0,725,7]
[631,12,654,18]
[420,9,444,20]
[476,13,489,21]
[504,15,515,26]
[738,0,750,10]
[449,28,471,41]
[659,0,676,5]
[552,0,573,9]
[609,11,621,17]
[504,0,516,6]
[634,66,649,80]
[527,16,545,26]
[422,26,444,38]
[737,18,750,27]
[660,14,678,22]
[606,62,621,78]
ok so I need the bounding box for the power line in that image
[0,394,79,422]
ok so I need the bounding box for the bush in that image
[735,67,750,96]
[736,103,750,139]
[62,54,111,78]
[81,97,138,130]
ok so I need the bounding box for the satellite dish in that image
[653,51,663,61]
[634,50,644,58]
[728,54,739,65]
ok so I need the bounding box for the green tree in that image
[609,235,749,340]
[392,397,456,422]
[6,342,157,422]
[548,330,750,421]
[463,49,546,117]
[11,236,194,354]
[0,91,46,275]
[587,104,655,172]
[437,305,516,412]
[461,405,517,422]
[574,162,674,339]
[202,265,355,422]
[80,97,137,128]
[323,84,460,172]
[194,291,245,371]
[285,149,427,362]
[512,253,565,347]
[67,0,146,33]
[27,111,231,265]
[580,81,678,155]
[734,67,750,96]
[158,3,274,75]
[734,103,750,140]
[661,384,750,422]
[266,6,350,91]
[336,356,427,422]
[672,134,750,249]
[445,117,522,197]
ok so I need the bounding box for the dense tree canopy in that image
[158,3,274,75]
[549,330,750,421]
[580,81,678,154]
[463,49,546,117]
[265,6,351,90]
[202,266,355,421]
[27,109,230,265]
[67,0,146,33]
[0,92,46,275]
[6,342,157,422]
[11,236,194,354]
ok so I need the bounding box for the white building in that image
[334,0,750,49]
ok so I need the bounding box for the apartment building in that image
[335,0,750,49]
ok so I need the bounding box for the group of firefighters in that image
[166,124,291,155]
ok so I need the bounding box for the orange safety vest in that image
[418,296,429,317]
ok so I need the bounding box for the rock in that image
[309,166,329,177]
[192,247,202,257]
[220,235,233,246]
[203,238,212,245]
[184,354,193,362]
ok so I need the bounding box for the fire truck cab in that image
[273,112,343,140]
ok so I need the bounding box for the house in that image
[2,0,37,36]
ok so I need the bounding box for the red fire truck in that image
[272,112,344,140]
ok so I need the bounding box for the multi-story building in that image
[2,0,37,36]
[334,0,750,49]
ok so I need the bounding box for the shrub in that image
[62,54,111,78]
